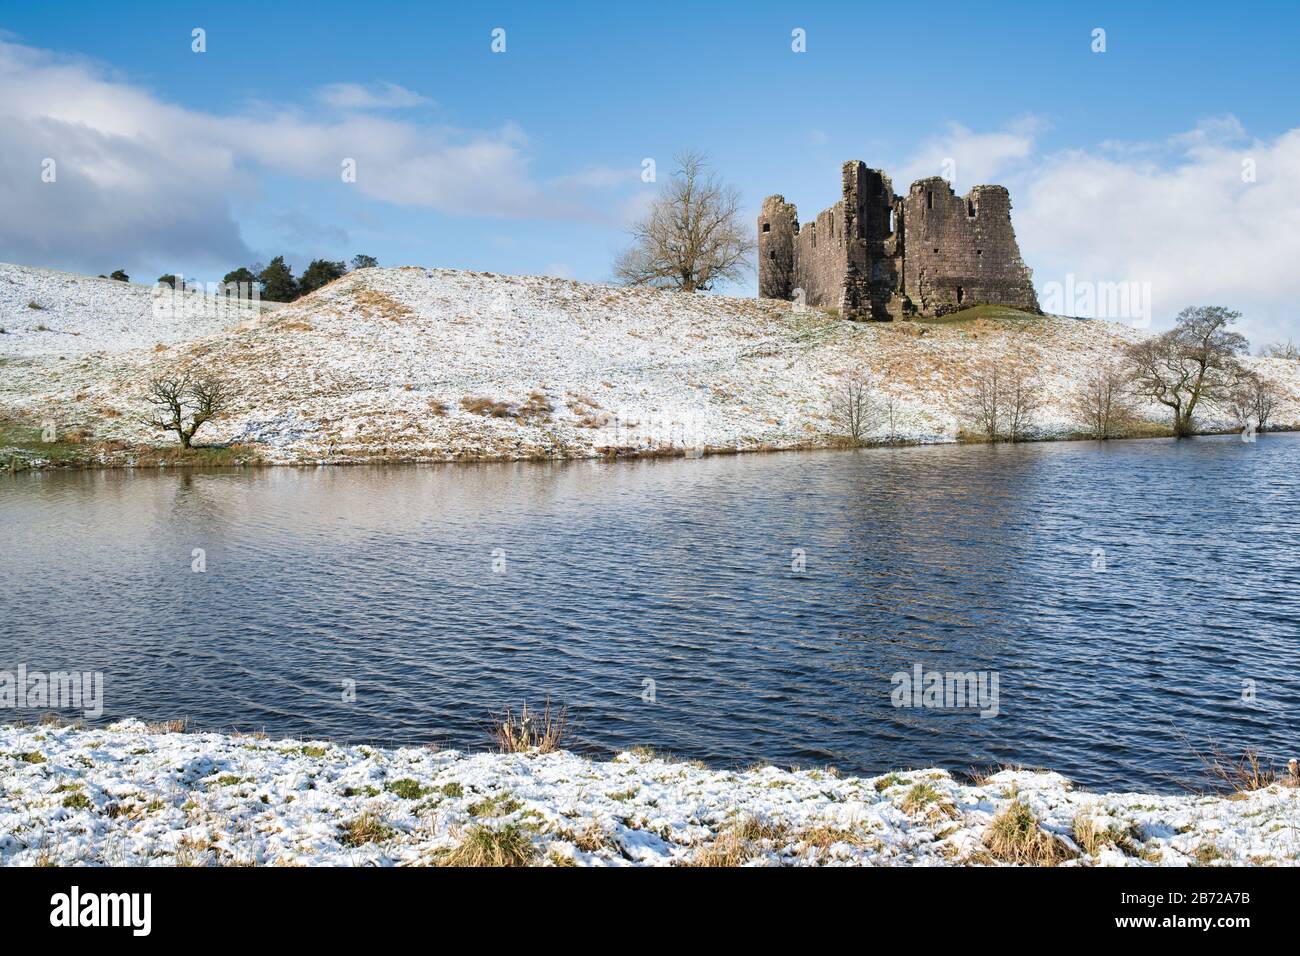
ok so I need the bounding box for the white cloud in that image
[0,39,613,276]
[315,82,431,110]
[897,116,1045,192]
[897,116,1300,344]
[1012,118,1300,345]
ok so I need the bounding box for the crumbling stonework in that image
[759,161,1039,320]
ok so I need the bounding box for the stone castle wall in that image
[759,161,1038,320]
[899,178,1039,315]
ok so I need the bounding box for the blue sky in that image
[2,0,1299,341]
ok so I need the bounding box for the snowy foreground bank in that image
[3,721,1297,866]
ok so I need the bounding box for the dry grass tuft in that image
[494,700,567,754]
[1072,812,1141,857]
[683,814,788,867]
[569,821,609,852]
[796,824,872,852]
[518,391,554,423]
[439,824,535,867]
[1195,745,1277,794]
[461,396,515,418]
[339,813,395,847]
[352,287,414,322]
[900,781,959,819]
[984,800,1076,866]
[147,718,188,734]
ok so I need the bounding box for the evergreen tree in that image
[298,259,347,296]
[109,269,129,282]
[258,257,298,302]
[221,266,260,296]
[156,274,177,289]
[351,254,379,270]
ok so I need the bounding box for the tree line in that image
[102,254,379,302]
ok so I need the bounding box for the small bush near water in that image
[494,701,567,754]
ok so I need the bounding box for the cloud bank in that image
[0,39,619,275]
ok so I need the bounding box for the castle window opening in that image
[762,222,771,232]
[957,287,964,304]
[967,200,976,217]
[926,191,933,210]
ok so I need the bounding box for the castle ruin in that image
[759,161,1039,320]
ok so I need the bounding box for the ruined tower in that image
[758,161,1038,320]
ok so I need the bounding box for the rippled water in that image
[2,435,1298,792]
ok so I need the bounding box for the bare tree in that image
[143,374,231,448]
[1005,367,1041,442]
[1071,359,1133,439]
[614,150,755,292]
[1228,371,1278,433]
[968,362,1003,442]
[1125,306,1247,437]
[829,373,875,446]
[966,359,1040,442]
[1259,338,1299,361]
[883,393,900,444]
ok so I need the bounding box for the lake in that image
[2,435,1297,792]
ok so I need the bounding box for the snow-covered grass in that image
[2,720,1297,867]
[3,261,1299,467]
[0,263,265,356]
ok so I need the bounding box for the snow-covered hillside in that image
[2,262,1298,465]
[0,262,263,356]
[3,720,1297,866]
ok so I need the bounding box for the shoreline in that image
[4,425,1292,475]
[3,720,1296,866]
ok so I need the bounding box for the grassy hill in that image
[2,262,1297,468]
